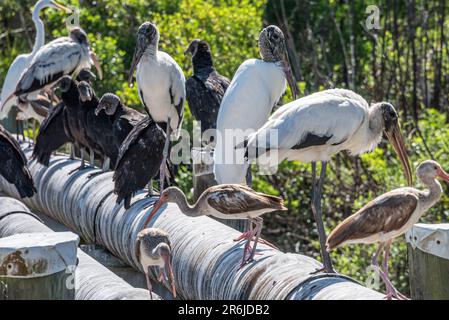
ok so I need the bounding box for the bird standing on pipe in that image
[327,160,449,300]
[144,184,287,266]
[128,22,186,190]
[136,228,176,299]
[240,89,413,274]
[0,125,36,198]
[214,25,298,186]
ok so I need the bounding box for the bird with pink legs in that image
[326,160,449,300]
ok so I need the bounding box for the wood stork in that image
[128,22,186,189]
[185,39,230,135]
[1,27,103,115]
[0,125,36,198]
[135,228,176,299]
[144,184,287,266]
[327,160,449,299]
[213,25,298,185]
[32,69,96,166]
[113,116,166,209]
[0,0,72,138]
[240,88,413,273]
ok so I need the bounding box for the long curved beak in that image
[128,40,145,88]
[50,1,73,13]
[0,92,16,112]
[143,199,165,229]
[89,51,103,80]
[437,167,449,183]
[385,123,413,186]
[162,254,176,299]
[281,42,298,100]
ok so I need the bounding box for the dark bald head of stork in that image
[95,93,121,116]
[259,25,298,99]
[416,160,449,185]
[128,22,160,87]
[375,102,413,186]
[78,81,94,103]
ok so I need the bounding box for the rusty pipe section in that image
[0,145,383,300]
[0,196,154,300]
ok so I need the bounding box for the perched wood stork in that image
[113,116,166,209]
[144,184,287,266]
[128,22,186,189]
[0,0,72,119]
[240,88,413,273]
[327,160,449,299]
[0,125,36,198]
[214,25,298,185]
[32,69,96,166]
[1,27,103,114]
[185,39,230,135]
[135,228,176,299]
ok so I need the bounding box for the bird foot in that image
[68,165,90,175]
[309,265,336,275]
[87,171,105,179]
[233,232,277,249]
[384,290,409,300]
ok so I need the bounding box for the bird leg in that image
[88,157,111,179]
[89,149,95,167]
[240,221,258,267]
[68,148,87,175]
[160,120,172,191]
[247,217,264,262]
[147,179,154,197]
[70,144,76,160]
[246,168,253,187]
[310,161,335,274]
[145,270,154,300]
[381,241,409,300]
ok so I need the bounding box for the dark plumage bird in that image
[32,69,96,166]
[94,93,145,169]
[185,39,230,135]
[0,125,36,198]
[113,116,166,209]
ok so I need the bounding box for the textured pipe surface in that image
[0,196,154,300]
[0,146,383,300]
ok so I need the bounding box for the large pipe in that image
[0,196,154,300]
[0,146,383,300]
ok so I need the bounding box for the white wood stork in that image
[128,22,186,190]
[213,25,298,186]
[327,160,449,299]
[0,0,72,134]
[1,27,102,116]
[240,88,413,273]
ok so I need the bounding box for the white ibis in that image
[0,0,72,138]
[1,27,103,115]
[135,228,176,299]
[128,22,186,190]
[214,25,298,185]
[327,160,449,299]
[185,39,230,136]
[0,125,36,198]
[144,184,287,266]
[240,88,413,273]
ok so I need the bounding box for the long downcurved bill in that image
[89,51,103,80]
[128,43,144,88]
[281,43,298,100]
[437,167,449,183]
[143,199,165,229]
[50,1,73,13]
[0,92,16,113]
[162,254,176,298]
[385,123,413,186]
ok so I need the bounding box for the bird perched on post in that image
[214,25,298,186]
[239,89,413,274]
[185,39,230,136]
[144,184,287,266]
[0,125,36,198]
[327,160,449,300]
[1,27,102,114]
[135,228,176,299]
[128,22,185,190]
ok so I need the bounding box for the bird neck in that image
[31,3,46,55]
[420,177,443,211]
[170,188,203,217]
[144,43,159,58]
[193,49,215,76]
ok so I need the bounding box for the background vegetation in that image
[1,0,448,294]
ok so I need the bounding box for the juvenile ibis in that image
[144,184,287,266]
[135,228,176,299]
[240,89,413,273]
[0,0,72,125]
[128,22,186,189]
[113,116,166,209]
[0,125,36,198]
[185,39,230,136]
[214,25,298,185]
[327,160,449,300]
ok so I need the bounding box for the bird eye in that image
[434,166,438,170]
